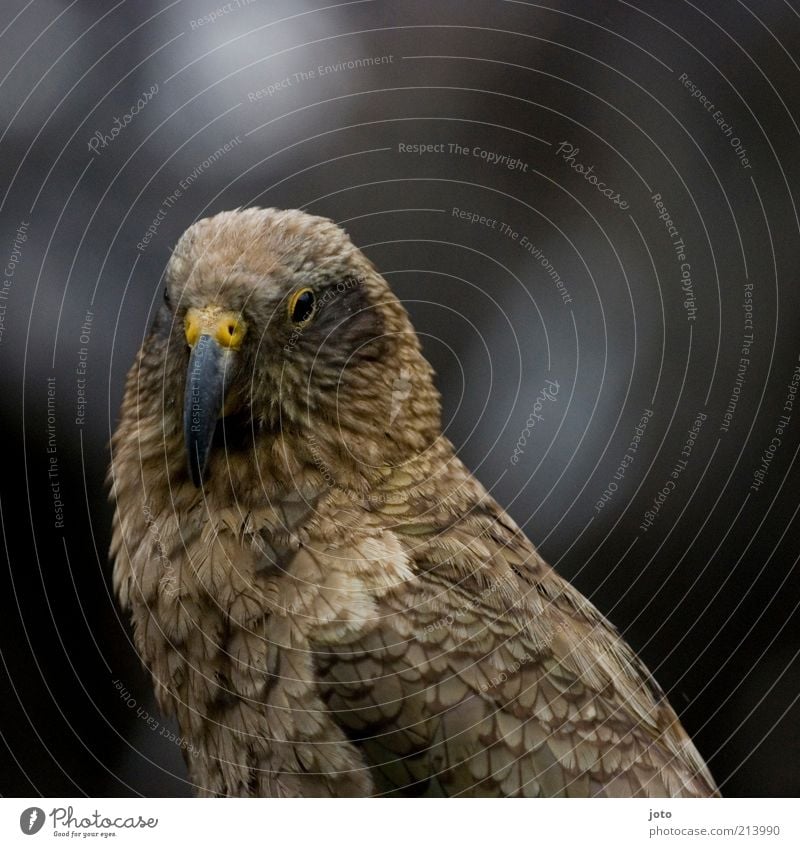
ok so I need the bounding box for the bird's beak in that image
[183,307,246,487]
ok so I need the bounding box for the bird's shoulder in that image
[308,454,717,797]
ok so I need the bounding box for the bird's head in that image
[152,207,441,490]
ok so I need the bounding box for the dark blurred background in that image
[1,0,798,797]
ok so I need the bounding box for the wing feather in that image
[315,478,718,797]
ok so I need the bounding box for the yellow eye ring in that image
[288,287,316,324]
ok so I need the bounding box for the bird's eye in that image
[288,287,315,323]
[163,286,172,309]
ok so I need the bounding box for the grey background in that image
[1,0,799,796]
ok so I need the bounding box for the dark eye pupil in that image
[292,290,315,322]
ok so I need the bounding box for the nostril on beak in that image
[216,316,245,349]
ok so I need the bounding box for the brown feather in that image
[110,208,718,797]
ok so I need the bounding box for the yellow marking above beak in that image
[185,307,247,350]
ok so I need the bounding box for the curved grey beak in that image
[183,335,231,487]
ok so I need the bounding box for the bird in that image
[109,206,718,798]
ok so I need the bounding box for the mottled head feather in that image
[143,207,442,493]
